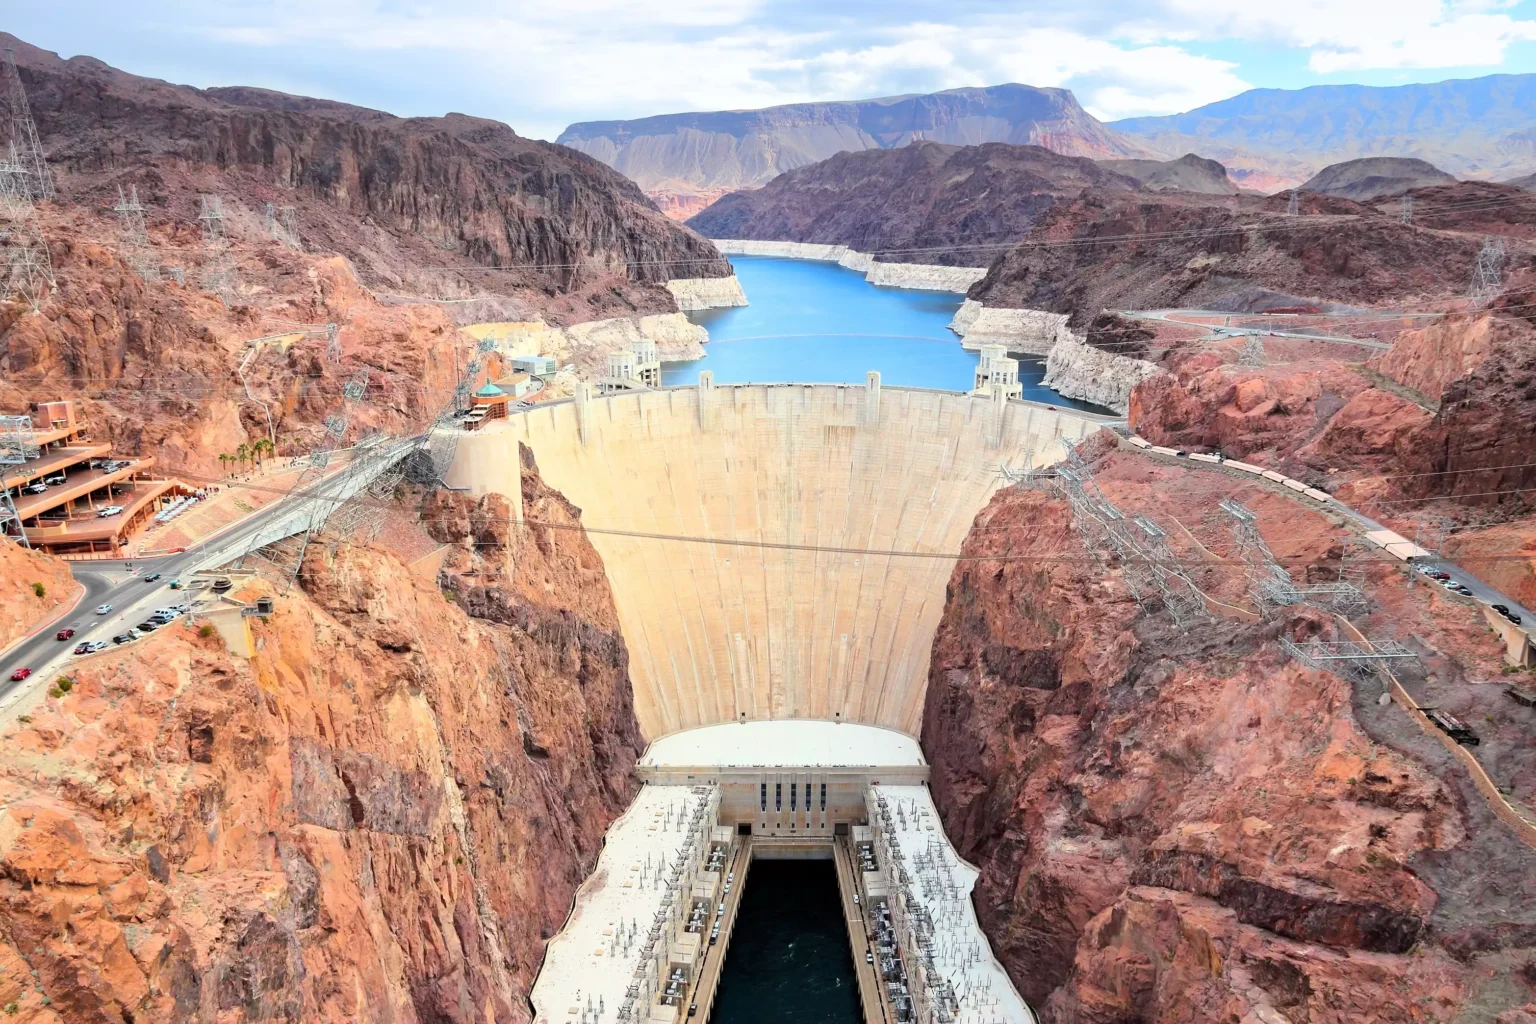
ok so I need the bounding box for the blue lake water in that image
[665,255,1101,411]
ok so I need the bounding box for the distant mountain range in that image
[557,84,1151,214]
[1112,75,1536,185]
[561,74,1536,212]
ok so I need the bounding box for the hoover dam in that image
[447,376,1111,738]
[446,378,1113,1024]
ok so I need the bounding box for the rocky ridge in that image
[689,141,1138,266]
[560,84,1151,205]
[1299,157,1458,202]
[921,442,1536,1021]
[0,457,642,1022]
[8,31,729,307]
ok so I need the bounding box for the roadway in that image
[1119,439,1535,645]
[833,835,893,1024]
[1117,308,1393,350]
[687,838,752,1023]
[0,436,422,707]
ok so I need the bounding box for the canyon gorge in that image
[3,23,1536,1024]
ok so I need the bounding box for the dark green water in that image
[709,859,861,1024]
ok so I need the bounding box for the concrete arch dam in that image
[447,379,1112,739]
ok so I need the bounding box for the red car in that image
[56,627,75,641]
[9,668,31,681]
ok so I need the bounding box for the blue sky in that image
[10,1,1536,140]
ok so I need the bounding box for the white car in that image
[96,506,124,517]
[94,603,113,615]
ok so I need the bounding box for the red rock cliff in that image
[921,476,1536,1021]
[0,459,641,1022]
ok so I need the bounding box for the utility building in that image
[972,344,1022,400]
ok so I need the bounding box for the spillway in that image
[447,377,1112,739]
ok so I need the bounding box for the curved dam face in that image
[447,380,1111,738]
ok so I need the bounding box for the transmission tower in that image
[0,415,36,547]
[246,366,374,587]
[1469,236,1507,307]
[1279,634,1416,683]
[407,338,494,486]
[1220,497,1366,615]
[1399,194,1413,225]
[114,184,159,282]
[197,194,237,301]
[1055,442,1209,628]
[0,142,32,219]
[263,202,301,249]
[1,50,53,201]
[1,232,56,312]
[1237,334,1266,366]
[1286,189,1301,216]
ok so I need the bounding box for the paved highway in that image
[0,437,421,708]
[1117,308,1393,350]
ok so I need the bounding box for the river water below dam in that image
[710,860,862,1024]
[666,256,1099,410]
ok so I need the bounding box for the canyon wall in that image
[665,276,750,311]
[1041,329,1161,412]
[921,464,1536,1022]
[474,312,710,374]
[712,239,986,293]
[0,463,642,1022]
[0,543,77,652]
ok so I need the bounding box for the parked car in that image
[1494,604,1510,615]
[43,474,66,486]
[74,640,107,655]
[112,634,136,645]
[135,621,158,633]
[21,482,46,494]
[866,951,875,965]
[94,603,112,615]
[1509,613,1524,625]
[1455,585,1474,596]
[9,667,31,681]
[167,579,183,589]
[96,506,124,517]
[55,627,75,641]
[143,573,162,583]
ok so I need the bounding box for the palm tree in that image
[255,438,273,468]
[218,453,230,476]
[235,443,251,474]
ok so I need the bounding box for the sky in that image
[10,1,1536,141]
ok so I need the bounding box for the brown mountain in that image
[559,84,1153,213]
[1299,157,1457,202]
[7,32,728,307]
[969,189,1485,321]
[1096,153,1239,194]
[686,141,1141,264]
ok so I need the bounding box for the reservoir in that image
[709,860,861,1024]
[667,256,1102,411]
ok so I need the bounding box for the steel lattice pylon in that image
[1279,635,1417,683]
[2,50,53,201]
[197,194,237,301]
[1056,442,1210,628]
[114,184,159,281]
[1220,497,1366,615]
[1237,334,1266,366]
[1470,236,1507,307]
[1,229,55,312]
[0,142,32,219]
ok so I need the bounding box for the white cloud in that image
[97,0,1536,138]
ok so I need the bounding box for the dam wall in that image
[712,239,987,294]
[447,381,1111,739]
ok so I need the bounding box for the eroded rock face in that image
[0,462,640,1022]
[921,482,1536,1022]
